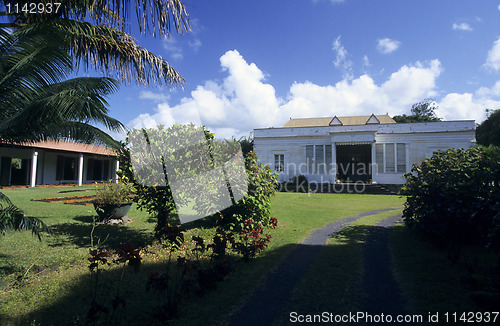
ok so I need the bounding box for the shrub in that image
[117,125,278,236]
[217,150,279,230]
[94,183,133,205]
[401,146,500,248]
[280,175,309,193]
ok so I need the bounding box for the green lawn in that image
[1,188,494,325]
[0,187,403,325]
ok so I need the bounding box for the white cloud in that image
[139,90,170,103]
[128,51,497,139]
[376,38,401,54]
[332,36,353,79]
[452,22,473,31]
[163,38,184,60]
[437,80,500,122]
[128,50,281,138]
[362,55,370,67]
[484,37,500,72]
[189,39,202,52]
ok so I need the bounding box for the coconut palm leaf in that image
[0,23,124,147]
[1,0,190,86]
[0,191,52,240]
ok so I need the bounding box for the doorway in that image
[336,144,372,183]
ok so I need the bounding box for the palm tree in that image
[1,0,191,86]
[0,22,123,146]
[0,22,124,237]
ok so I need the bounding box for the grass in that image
[390,224,498,316]
[275,209,403,325]
[2,187,496,325]
[0,187,404,325]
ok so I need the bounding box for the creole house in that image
[253,114,476,186]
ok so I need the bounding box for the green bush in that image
[117,125,278,236]
[217,150,279,230]
[401,146,500,248]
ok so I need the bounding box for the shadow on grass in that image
[2,223,480,326]
[49,217,153,249]
[0,253,20,277]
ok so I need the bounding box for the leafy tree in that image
[476,109,500,147]
[118,125,278,236]
[1,0,190,86]
[393,98,442,123]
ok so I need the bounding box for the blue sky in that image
[33,1,500,138]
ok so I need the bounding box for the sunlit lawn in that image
[0,187,404,325]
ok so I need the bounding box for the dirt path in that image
[225,208,400,326]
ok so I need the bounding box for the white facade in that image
[0,141,119,187]
[254,120,476,185]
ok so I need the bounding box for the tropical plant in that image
[0,192,51,239]
[1,0,190,87]
[0,24,124,146]
[0,22,123,238]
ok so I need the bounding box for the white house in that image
[253,114,476,185]
[0,140,119,187]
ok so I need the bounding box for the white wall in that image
[254,121,476,185]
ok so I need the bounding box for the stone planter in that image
[92,201,133,221]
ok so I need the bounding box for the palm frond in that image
[1,0,191,36]
[0,191,52,240]
[60,19,184,85]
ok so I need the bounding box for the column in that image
[78,154,84,186]
[371,143,376,183]
[115,159,120,183]
[332,143,337,182]
[30,150,38,188]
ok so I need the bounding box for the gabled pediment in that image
[366,114,381,124]
[329,116,343,126]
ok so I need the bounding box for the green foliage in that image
[393,98,442,123]
[94,183,133,205]
[0,23,123,147]
[237,135,254,157]
[118,125,278,237]
[401,146,500,249]
[476,109,500,147]
[3,0,190,87]
[218,151,279,230]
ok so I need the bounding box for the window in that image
[56,156,76,180]
[386,143,395,172]
[274,154,284,172]
[397,143,406,173]
[305,145,332,174]
[375,143,407,174]
[87,158,110,181]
